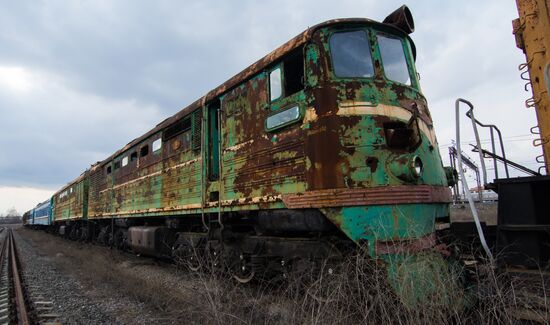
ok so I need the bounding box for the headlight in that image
[413,156,423,178]
[389,155,423,182]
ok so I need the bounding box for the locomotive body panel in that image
[52,175,88,222]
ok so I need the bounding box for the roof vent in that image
[383,5,415,34]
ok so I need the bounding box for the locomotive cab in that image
[277,19,452,250]
[274,15,458,304]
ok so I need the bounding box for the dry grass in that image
[16,228,550,324]
[173,250,550,325]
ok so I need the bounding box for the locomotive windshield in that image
[329,29,412,85]
[377,34,411,85]
[330,30,374,78]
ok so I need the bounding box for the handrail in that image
[465,111,510,179]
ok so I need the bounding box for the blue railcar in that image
[30,199,52,227]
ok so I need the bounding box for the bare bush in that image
[175,250,549,325]
[19,228,550,324]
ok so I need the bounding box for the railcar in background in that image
[25,199,53,229]
[34,6,459,304]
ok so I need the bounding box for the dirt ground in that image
[450,202,498,225]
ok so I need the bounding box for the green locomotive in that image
[47,6,457,304]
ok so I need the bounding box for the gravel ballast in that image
[13,226,187,324]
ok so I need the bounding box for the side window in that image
[106,165,112,174]
[266,106,301,131]
[152,138,162,153]
[163,118,191,141]
[269,47,304,102]
[114,161,121,170]
[140,145,149,157]
[122,156,128,167]
[130,151,138,162]
[283,48,304,96]
[269,67,282,101]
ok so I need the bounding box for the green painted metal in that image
[322,204,447,254]
[52,176,89,221]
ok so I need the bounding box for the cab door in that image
[204,99,221,205]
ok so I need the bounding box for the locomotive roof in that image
[54,170,88,196]
[88,17,410,173]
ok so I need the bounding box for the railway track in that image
[0,227,59,324]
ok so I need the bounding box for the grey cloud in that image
[0,0,538,191]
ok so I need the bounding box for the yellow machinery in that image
[513,0,550,174]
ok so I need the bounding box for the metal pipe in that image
[455,98,493,259]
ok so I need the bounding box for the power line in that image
[439,135,538,148]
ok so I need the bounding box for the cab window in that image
[377,34,411,85]
[330,30,374,78]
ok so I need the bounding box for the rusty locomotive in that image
[26,6,457,301]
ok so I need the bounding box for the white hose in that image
[455,99,493,260]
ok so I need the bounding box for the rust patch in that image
[282,185,452,209]
[375,233,437,255]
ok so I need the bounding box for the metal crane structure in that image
[491,0,550,268]
[513,0,550,173]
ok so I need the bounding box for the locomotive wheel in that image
[231,253,255,284]
[233,266,255,284]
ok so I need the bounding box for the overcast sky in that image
[0,0,541,214]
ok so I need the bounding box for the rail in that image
[0,227,59,324]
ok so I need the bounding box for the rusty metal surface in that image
[69,18,450,253]
[0,229,32,324]
[375,233,441,255]
[8,230,30,325]
[282,185,451,209]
